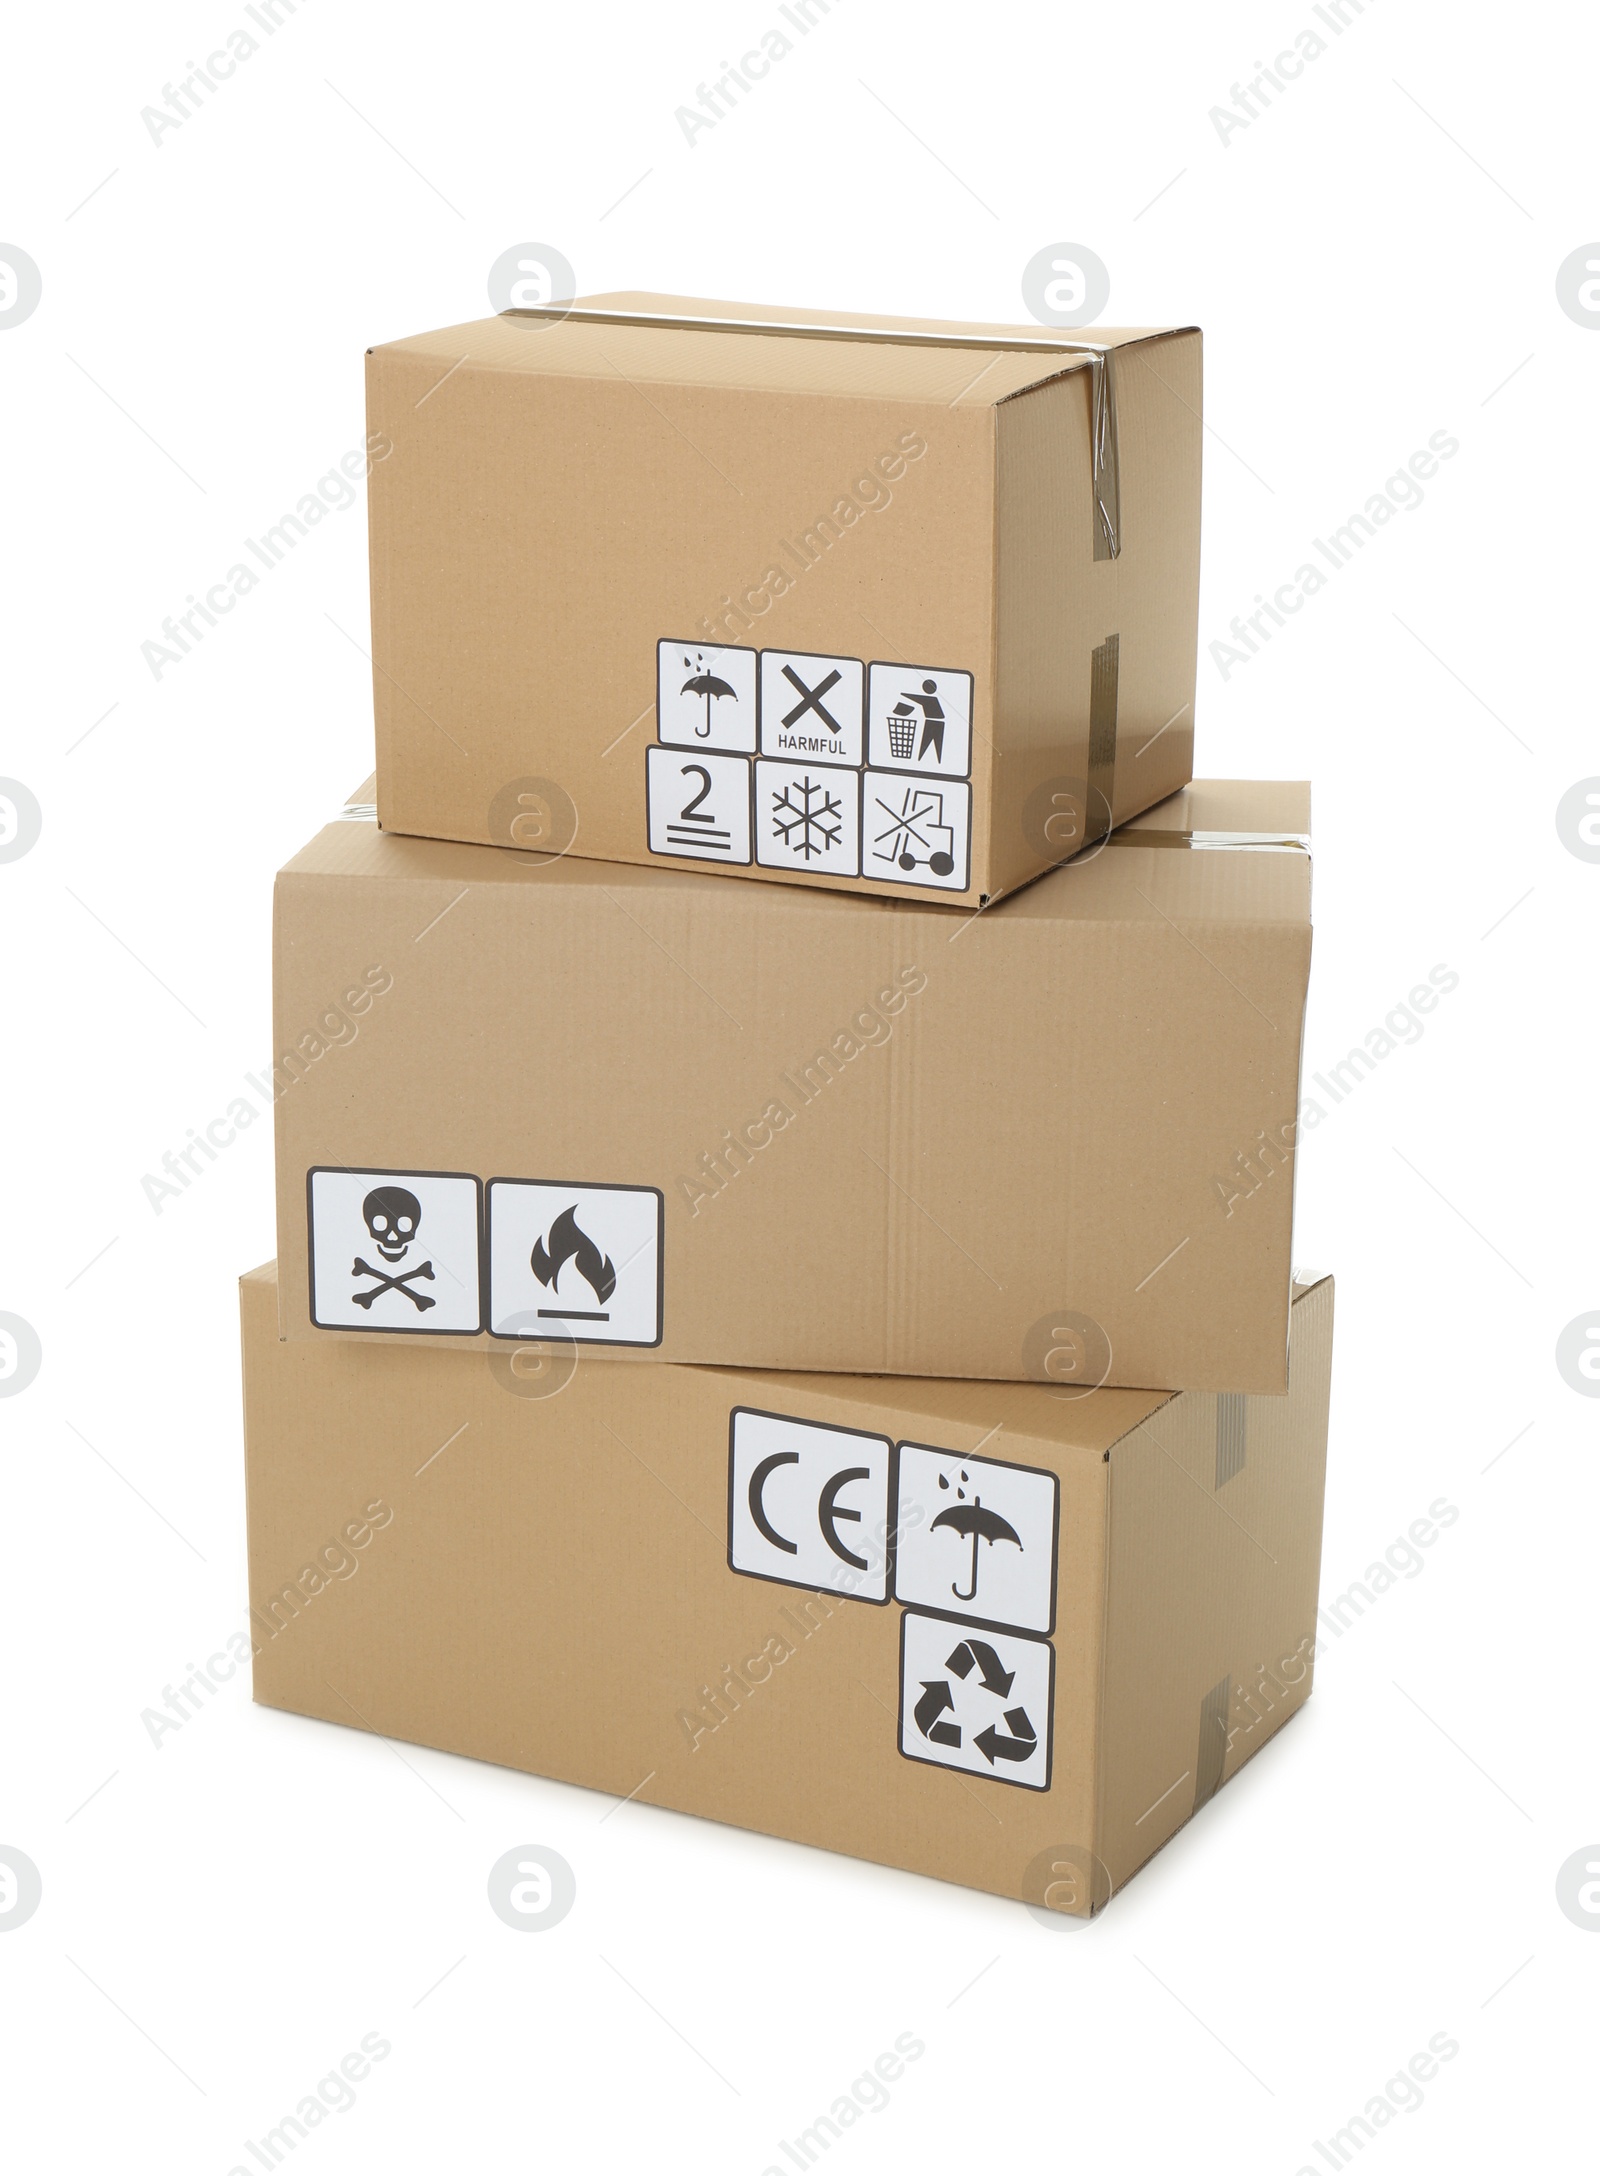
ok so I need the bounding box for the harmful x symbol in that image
[351,1257,437,1312]
[781,663,844,733]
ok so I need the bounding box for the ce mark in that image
[728,1411,894,1603]
[748,1451,873,1571]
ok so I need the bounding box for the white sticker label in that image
[308,1168,482,1334]
[488,1179,663,1346]
[759,651,864,767]
[863,772,970,890]
[867,664,973,778]
[899,1612,1053,1790]
[894,1446,1059,1634]
[647,746,752,863]
[657,640,757,752]
[728,1408,892,1601]
[647,641,975,892]
[755,760,861,878]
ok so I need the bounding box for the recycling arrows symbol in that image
[947,1637,1013,1698]
[914,1680,961,1748]
[975,1709,1038,1765]
[915,1639,1037,1766]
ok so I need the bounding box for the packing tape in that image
[1193,1674,1232,1810]
[1214,1393,1248,1489]
[506,301,1124,559]
[1088,633,1120,817]
[1107,828,1310,854]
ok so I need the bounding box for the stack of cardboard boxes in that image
[241,294,1332,1919]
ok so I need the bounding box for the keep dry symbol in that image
[530,1205,617,1322]
[931,1468,1022,1601]
[681,651,739,738]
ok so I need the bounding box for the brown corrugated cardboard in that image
[271,779,1311,1391]
[242,1262,1332,1915]
[365,292,1201,905]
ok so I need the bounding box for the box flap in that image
[1111,778,1310,839]
[370,291,1193,408]
[696,1360,1174,1458]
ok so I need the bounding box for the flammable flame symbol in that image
[530,1205,617,1306]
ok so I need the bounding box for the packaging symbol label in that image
[727,1408,893,1602]
[893,1445,1059,1634]
[899,1611,1053,1790]
[862,772,971,891]
[647,746,752,864]
[656,641,758,752]
[307,1168,483,1334]
[758,650,864,767]
[647,641,973,890]
[488,1179,663,1346]
[755,760,861,877]
[865,663,972,778]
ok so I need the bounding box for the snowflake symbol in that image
[770,773,844,860]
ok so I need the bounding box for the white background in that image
[2,1,1596,2169]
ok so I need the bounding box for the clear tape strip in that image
[1107,829,1309,853]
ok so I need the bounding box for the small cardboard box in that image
[242,1262,1332,1915]
[272,780,1312,1391]
[365,293,1201,905]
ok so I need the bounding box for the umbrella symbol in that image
[931,1468,1022,1602]
[681,651,738,738]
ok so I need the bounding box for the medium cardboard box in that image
[272,779,1312,1391]
[365,292,1201,905]
[242,1262,1332,1915]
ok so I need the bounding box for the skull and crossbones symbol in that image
[351,1185,436,1312]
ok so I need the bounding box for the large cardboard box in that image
[272,780,1312,1391]
[365,293,1201,905]
[242,1262,1332,1915]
